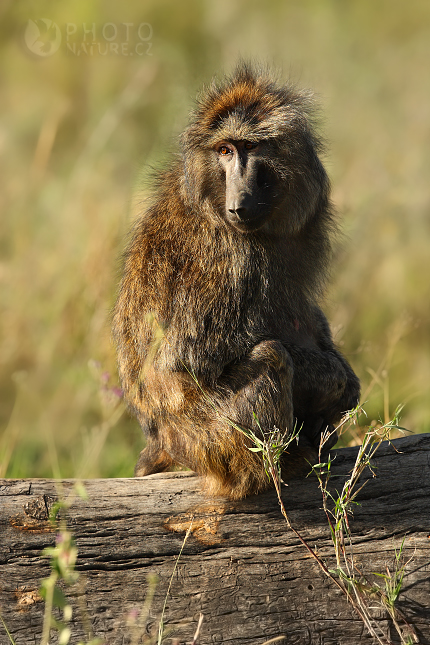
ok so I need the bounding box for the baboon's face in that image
[215,140,280,233]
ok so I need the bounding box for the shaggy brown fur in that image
[112,64,360,499]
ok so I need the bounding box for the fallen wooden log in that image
[1,433,430,645]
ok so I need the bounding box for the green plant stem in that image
[41,573,58,645]
[0,614,17,645]
[268,461,385,642]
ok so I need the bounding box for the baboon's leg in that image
[134,435,176,477]
[160,340,306,498]
[294,415,337,464]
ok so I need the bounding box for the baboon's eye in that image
[244,141,257,150]
[218,144,233,156]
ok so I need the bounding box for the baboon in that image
[112,64,360,499]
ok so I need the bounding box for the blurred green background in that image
[1,0,429,479]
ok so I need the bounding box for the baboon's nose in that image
[227,191,250,219]
[229,206,247,218]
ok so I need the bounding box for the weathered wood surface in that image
[1,434,430,645]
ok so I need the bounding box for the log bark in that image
[1,434,430,645]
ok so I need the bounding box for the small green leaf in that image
[52,586,68,609]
